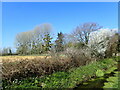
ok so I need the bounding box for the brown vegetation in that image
[2,49,93,82]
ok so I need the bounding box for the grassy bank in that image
[3,56,119,89]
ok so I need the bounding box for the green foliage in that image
[55,32,64,52]
[74,42,86,49]
[105,66,117,74]
[43,34,53,52]
[115,56,120,62]
[103,72,119,88]
[103,57,119,89]
[96,69,104,77]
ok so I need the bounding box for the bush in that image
[64,47,93,66]
[2,47,95,82]
[2,55,77,82]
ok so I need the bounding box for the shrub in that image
[2,55,80,82]
[64,47,93,66]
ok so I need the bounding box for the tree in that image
[73,22,102,45]
[43,33,53,52]
[117,33,120,52]
[2,48,9,55]
[15,32,31,55]
[1,47,12,56]
[8,48,12,55]
[31,23,52,54]
[15,23,53,55]
[63,34,77,49]
[55,32,64,52]
[105,33,119,57]
[0,48,2,56]
[88,28,117,58]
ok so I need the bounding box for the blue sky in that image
[2,2,118,50]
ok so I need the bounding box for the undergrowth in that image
[3,56,119,89]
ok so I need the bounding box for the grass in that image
[3,56,119,89]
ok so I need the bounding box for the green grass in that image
[3,56,119,89]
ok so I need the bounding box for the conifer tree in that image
[43,34,53,52]
[55,32,64,52]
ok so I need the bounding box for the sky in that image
[2,2,118,50]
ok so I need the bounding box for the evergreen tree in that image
[9,48,12,55]
[55,32,64,52]
[43,34,53,52]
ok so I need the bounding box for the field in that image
[1,55,51,63]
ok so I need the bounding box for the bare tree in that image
[15,31,32,55]
[15,23,53,55]
[31,23,53,54]
[73,22,102,45]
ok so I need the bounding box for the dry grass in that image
[1,50,93,82]
[1,56,51,63]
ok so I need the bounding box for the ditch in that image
[74,69,118,89]
[74,60,119,89]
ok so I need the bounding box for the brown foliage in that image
[1,56,76,81]
[2,47,95,82]
[105,34,119,57]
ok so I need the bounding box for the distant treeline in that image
[1,22,120,57]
